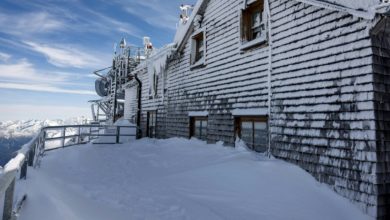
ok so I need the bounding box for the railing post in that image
[42,131,46,151]
[28,144,35,167]
[61,128,66,148]
[78,126,81,144]
[88,126,91,142]
[2,178,15,220]
[19,160,28,180]
[116,126,120,144]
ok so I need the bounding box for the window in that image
[153,74,158,97]
[241,0,267,50]
[190,117,208,140]
[147,111,157,138]
[149,71,158,98]
[235,116,268,152]
[190,30,206,67]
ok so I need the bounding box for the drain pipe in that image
[134,74,142,139]
[265,0,273,157]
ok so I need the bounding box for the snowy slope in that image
[0,117,89,138]
[18,138,372,220]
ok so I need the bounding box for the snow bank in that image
[92,118,136,144]
[113,118,135,126]
[18,138,372,220]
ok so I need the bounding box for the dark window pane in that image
[254,122,267,152]
[194,120,201,138]
[192,118,208,140]
[201,120,207,140]
[241,121,253,149]
[147,112,157,138]
[252,11,261,28]
[195,120,201,128]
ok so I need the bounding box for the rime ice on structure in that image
[92,0,390,219]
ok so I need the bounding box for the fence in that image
[0,124,138,220]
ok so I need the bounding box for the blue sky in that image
[0,0,195,121]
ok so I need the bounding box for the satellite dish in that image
[95,78,109,97]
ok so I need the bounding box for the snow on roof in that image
[147,43,176,74]
[173,0,209,50]
[172,0,388,52]
[296,0,387,19]
[232,108,268,116]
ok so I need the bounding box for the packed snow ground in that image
[17,138,372,220]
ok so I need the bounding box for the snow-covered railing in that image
[0,124,138,220]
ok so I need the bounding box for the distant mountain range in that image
[0,117,90,167]
[0,117,90,138]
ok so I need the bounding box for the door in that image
[147,111,157,138]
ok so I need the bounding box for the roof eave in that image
[173,0,209,53]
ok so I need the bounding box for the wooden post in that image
[116,126,120,144]
[2,178,15,220]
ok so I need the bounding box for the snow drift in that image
[17,138,372,220]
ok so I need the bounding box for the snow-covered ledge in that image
[145,107,158,111]
[190,57,206,69]
[232,108,268,116]
[240,37,267,51]
[188,111,208,117]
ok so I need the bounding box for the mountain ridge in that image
[0,117,90,139]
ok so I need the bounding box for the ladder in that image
[108,72,118,123]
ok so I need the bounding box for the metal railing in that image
[0,124,138,220]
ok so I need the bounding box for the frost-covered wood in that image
[269,0,384,218]
[125,0,389,219]
[371,17,390,219]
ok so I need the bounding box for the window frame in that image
[235,116,268,152]
[190,29,206,68]
[240,0,268,51]
[189,116,208,140]
[146,110,157,138]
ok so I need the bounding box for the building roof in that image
[173,0,209,50]
[295,0,389,19]
[173,0,390,51]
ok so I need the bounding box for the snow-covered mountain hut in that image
[122,0,390,218]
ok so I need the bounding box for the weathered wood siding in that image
[164,0,270,144]
[131,66,168,139]
[129,0,388,218]
[269,0,379,217]
[371,18,390,219]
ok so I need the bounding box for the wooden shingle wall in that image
[164,0,270,144]
[130,0,387,218]
[269,0,379,217]
[371,17,390,219]
[133,66,168,139]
